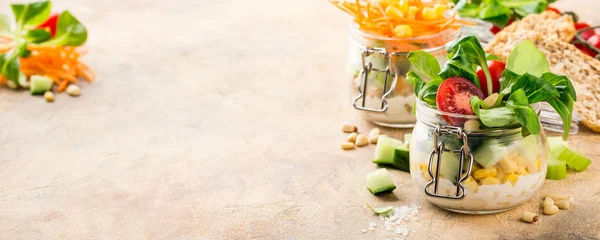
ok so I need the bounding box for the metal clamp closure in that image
[352,47,397,112]
[424,125,474,199]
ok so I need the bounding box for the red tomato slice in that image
[587,34,600,50]
[546,6,560,14]
[436,77,485,126]
[575,22,595,40]
[490,18,514,35]
[476,60,505,97]
[37,13,59,37]
[574,43,597,57]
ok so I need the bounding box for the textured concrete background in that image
[0,0,598,239]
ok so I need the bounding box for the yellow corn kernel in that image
[386,5,404,18]
[499,157,518,174]
[463,176,479,193]
[433,3,447,17]
[471,163,483,173]
[514,156,526,167]
[421,7,439,21]
[406,6,419,20]
[504,173,519,186]
[516,166,528,175]
[398,0,410,14]
[394,25,413,37]
[420,164,432,181]
[480,176,500,185]
[473,168,497,180]
[496,165,506,181]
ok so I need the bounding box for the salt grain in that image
[361,229,367,233]
[370,222,377,227]
[368,226,374,231]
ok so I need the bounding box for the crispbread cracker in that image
[485,12,600,133]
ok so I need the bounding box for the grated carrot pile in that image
[329,0,474,37]
[19,45,95,92]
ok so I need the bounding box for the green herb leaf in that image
[506,40,550,77]
[11,0,51,29]
[0,13,11,35]
[407,51,442,82]
[0,52,21,87]
[366,203,394,215]
[24,29,51,43]
[418,83,439,107]
[406,71,426,95]
[506,89,541,134]
[40,11,88,46]
[471,96,517,127]
[541,72,576,139]
[439,53,480,88]
[457,3,482,18]
[485,53,502,61]
[478,0,512,27]
[446,35,492,95]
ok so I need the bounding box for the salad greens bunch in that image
[406,35,575,139]
[0,0,87,87]
[451,0,556,27]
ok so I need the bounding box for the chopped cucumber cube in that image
[365,168,396,195]
[373,136,405,166]
[366,203,394,214]
[554,145,592,171]
[472,141,509,168]
[393,145,410,173]
[547,156,567,180]
[30,75,53,95]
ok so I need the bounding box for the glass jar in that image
[346,24,460,128]
[409,100,548,214]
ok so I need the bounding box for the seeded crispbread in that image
[485,12,600,133]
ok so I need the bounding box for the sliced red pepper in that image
[37,13,59,37]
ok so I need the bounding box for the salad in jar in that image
[406,35,577,213]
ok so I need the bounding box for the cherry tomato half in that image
[476,60,505,97]
[586,35,600,56]
[37,13,59,37]
[436,77,485,126]
[574,43,597,57]
[575,22,595,40]
[546,6,560,14]
[490,17,514,35]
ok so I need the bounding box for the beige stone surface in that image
[0,0,599,239]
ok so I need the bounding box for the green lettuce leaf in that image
[506,89,541,135]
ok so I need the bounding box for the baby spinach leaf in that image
[446,35,492,95]
[0,13,11,35]
[471,96,517,127]
[498,69,559,103]
[11,0,51,29]
[24,29,51,43]
[406,71,426,95]
[366,203,394,215]
[456,3,481,18]
[40,11,87,46]
[506,89,541,135]
[418,83,438,108]
[439,59,479,87]
[478,0,512,27]
[541,72,576,139]
[485,53,502,61]
[0,52,21,87]
[407,51,442,82]
[506,40,550,77]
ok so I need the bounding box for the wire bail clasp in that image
[424,125,474,199]
[352,47,398,112]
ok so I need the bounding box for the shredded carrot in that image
[329,0,472,38]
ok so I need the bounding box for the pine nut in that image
[482,93,499,109]
[545,193,572,202]
[542,197,554,209]
[554,200,570,210]
[521,211,538,223]
[543,205,559,215]
[347,132,358,143]
[356,134,369,147]
[369,135,379,144]
[66,84,80,96]
[341,123,357,133]
[369,128,380,138]
[341,142,355,150]
[44,91,54,102]
[6,81,17,89]
[464,120,480,131]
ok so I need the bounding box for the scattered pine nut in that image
[6,81,17,89]
[66,84,81,96]
[554,200,570,210]
[44,91,54,102]
[347,132,358,143]
[368,128,380,138]
[341,123,357,133]
[356,134,369,147]
[521,211,538,223]
[464,120,480,131]
[341,142,355,150]
[542,197,555,209]
[369,135,379,144]
[543,205,559,215]
[481,93,499,109]
[545,194,572,202]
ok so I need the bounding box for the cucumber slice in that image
[547,157,567,180]
[393,145,410,173]
[366,168,396,194]
[30,75,53,95]
[554,146,592,171]
[439,152,461,183]
[373,136,405,166]
[366,203,394,214]
[472,141,509,168]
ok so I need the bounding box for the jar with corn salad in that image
[406,36,576,214]
[330,0,469,128]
